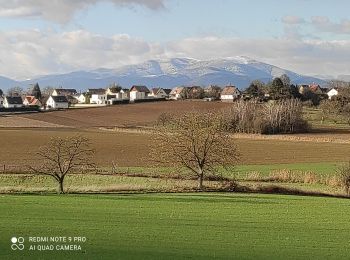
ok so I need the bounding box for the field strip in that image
[98,126,350,144]
[0,116,70,128]
[98,126,152,134]
[232,133,350,144]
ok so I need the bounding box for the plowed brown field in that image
[1,128,350,168]
[20,101,232,128]
[1,101,350,169]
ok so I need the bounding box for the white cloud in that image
[311,16,350,34]
[282,15,350,36]
[0,0,165,23]
[281,16,305,25]
[0,29,163,79]
[166,37,350,77]
[0,29,350,79]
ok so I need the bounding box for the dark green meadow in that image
[1,193,350,259]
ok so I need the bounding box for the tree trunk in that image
[58,178,65,194]
[198,173,204,190]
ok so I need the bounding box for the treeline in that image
[222,99,308,134]
[319,85,350,125]
[243,75,328,106]
[159,98,308,135]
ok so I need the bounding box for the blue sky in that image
[0,0,349,79]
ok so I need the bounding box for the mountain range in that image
[0,57,327,92]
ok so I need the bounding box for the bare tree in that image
[222,99,262,133]
[261,99,308,134]
[150,111,239,190]
[280,74,291,87]
[41,86,54,96]
[319,99,342,124]
[7,86,23,97]
[222,99,307,134]
[30,136,95,194]
[157,112,173,126]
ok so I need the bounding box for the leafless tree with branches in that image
[151,111,239,190]
[30,136,95,194]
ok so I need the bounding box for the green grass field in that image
[1,193,350,259]
[0,162,344,195]
[236,162,340,176]
[100,162,341,177]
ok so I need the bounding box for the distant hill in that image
[0,76,19,90]
[0,57,327,92]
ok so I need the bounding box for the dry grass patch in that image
[243,169,343,189]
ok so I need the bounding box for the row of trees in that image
[244,76,294,100]
[31,111,240,193]
[24,99,348,194]
[318,83,350,124]
[222,99,308,134]
[1,83,45,99]
[244,75,328,105]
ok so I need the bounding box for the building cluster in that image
[0,84,242,110]
[0,83,341,110]
[298,84,340,99]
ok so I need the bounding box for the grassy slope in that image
[1,194,350,260]
[0,161,343,194]
[0,161,342,194]
[236,162,340,176]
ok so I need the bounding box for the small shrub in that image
[157,112,173,126]
[324,175,342,188]
[245,171,262,181]
[337,163,350,196]
[302,172,318,184]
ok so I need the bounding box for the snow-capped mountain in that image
[0,57,326,91]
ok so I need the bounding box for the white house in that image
[169,87,187,100]
[74,94,87,104]
[149,88,170,99]
[52,88,77,96]
[46,96,69,109]
[220,86,241,102]
[106,86,120,96]
[129,85,150,101]
[90,94,107,104]
[298,85,310,95]
[120,89,130,100]
[327,88,339,99]
[3,96,24,108]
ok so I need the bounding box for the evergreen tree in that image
[245,80,265,98]
[108,83,122,93]
[0,89,3,96]
[269,77,291,100]
[290,84,301,99]
[280,74,291,87]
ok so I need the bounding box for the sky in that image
[0,0,350,79]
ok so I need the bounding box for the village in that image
[0,80,341,111]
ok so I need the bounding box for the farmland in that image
[1,101,350,259]
[1,101,350,195]
[20,100,233,128]
[1,194,350,259]
[1,128,350,167]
